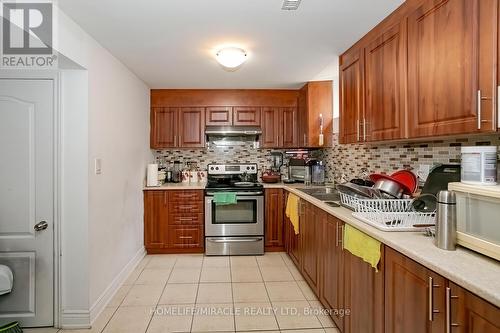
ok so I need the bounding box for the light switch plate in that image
[95,158,102,175]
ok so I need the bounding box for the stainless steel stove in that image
[204,163,264,256]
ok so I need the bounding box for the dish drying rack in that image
[339,192,436,232]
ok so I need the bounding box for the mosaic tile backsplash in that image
[153,134,500,183]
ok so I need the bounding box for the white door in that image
[0,79,54,327]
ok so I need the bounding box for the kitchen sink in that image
[297,187,341,203]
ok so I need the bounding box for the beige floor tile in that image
[231,266,262,282]
[273,301,322,330]
[230,256,258,267]
[203,256,230,267]
[175,255,203,268]
[147,255,177,269]
[200,267,231,283]
[257,254,286,267]
[136,256,152,270]
[159,283,198,304]
[197,283,232,303]
[123,267,142,285]
[281,330,326,333]
[286,264,305,281]
[121,284,163,306]
[232,282,269,303]
[135,268,171,285]
[266,281,306,302]
[297,281,318,301]
[324,328,341,333]
[191,303,235,332]
[102,306,152,333]
[308,301,335,328]
[107,285,132,308]
[146,304,194,333]
[260,266,294,282]
[168,267,201,284]
[280,253,295,267]
[234,302,278,331]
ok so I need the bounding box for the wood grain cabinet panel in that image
[384,247,446,333]
[264,189,285,250]
[169,190,204,202]
[168,226,204,249]
[178,107,205,147]
[233,106,261,126]
[205,106,233,126]
[302,203,321,295]
[340,50,364,144]
[150,107,178,148]
[285,197,303,268]
[364,23,405,141]
[407,0,497,137]
[144,191,168,249]
[281,107,298,147]
[261,107,281,148]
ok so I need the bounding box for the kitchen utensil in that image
[372,178,404,198]
[370,173,412,195]
[337,183,381,199]
[350,178,375,187]
[407,193,437,213]
[421,164,461,196]
[391,170,418,193]
[261,171,281,183]
[435,190,457,251]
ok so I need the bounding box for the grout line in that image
[256,255,280,331]
[189,255,204,332]
[229,254,237,333]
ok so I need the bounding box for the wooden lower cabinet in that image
[285,198,302,267]
[302,202,322,295]
[144,190,204,253]
[264,189,285,251]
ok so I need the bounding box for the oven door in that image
[205,192,264,237]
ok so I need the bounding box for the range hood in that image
[205,126,262,136]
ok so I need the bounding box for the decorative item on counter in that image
[261,170,281,183]
[181,167,190,184]
[197,170,207,183]
[461,146,497,185]
[318,113,324,146]
[146,163,159,187]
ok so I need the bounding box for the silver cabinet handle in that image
[356,119,360,142]
[174,135,177,146]
[428,276,440,321]
[477,90,482,130]
[336,222,343,247]
[303,134,307,146]
[497,86,500,129]
[179,236,193,239]
[445,287,459,333]
[34,221,48,231]
[363,117,367,141]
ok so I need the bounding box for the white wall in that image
[55,8,152,327]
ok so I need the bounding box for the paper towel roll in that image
[147,164,159,187]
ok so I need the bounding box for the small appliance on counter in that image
[288,158,307,182]
[448,182,500,261]
[461,146,498,185]
[310,160,325,185]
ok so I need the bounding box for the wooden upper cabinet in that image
[340,50,364,144]
[449,282,500,333]
[281,107,298,147]
[178,107,205,148]
[407,0,497,137]
[151,107,178,148]
[384,247,446,333]
[364,23,406,141]
[205,106,232,126]
[233,106,261,126]
[261,107,281,148]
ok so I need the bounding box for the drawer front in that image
[168,226,204,248]
[169,190,203,202]
[169,201,204,213]
[169,213,204,225]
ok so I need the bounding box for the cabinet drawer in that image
[169,213,204,225]
[169,190,204,202]
[169,201,203,213]
[168,226,204,248]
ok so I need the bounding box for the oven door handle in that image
[206,191,264,196]
[207,237,263,243]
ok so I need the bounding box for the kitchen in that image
[0,0,499,332]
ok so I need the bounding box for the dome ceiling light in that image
[215,47,248,71]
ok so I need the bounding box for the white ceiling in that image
[58,0,404,89]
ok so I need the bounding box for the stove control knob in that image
[210,167,214,171]
[215,167,219,170]
[247,166,250,170]
[251,166,255,170]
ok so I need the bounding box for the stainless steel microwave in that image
[448,182,500,261]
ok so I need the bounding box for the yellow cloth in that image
[285,193,300,235]
[343,224,381,272]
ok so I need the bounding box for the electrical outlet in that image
[95,158,102,175]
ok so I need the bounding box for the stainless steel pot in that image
[373,179,404,198]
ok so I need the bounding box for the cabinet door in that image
[407,0,496,137]
[340,49,364,144]
[287,199,304,267]
[178,107,205,148]
[302,203,321,294]
[264,189,284,249]
[281,107,298,147]
[261,107,281,148]
[449,282,500,333]
[364,23,405,141]
[205,106,233,126]
[344,244,385,333]
[233,106,261,126]
[384,247,446,333]
[320,216,345,331]
[168,226,204,249]
[150,107,178,148]
[144,191,168,250]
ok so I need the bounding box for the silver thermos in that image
[434,190,457,251]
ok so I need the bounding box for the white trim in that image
[89,246,146,323]
[60,310,91,329]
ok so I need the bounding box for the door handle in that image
[445,287,459,333]
[34,221,48,231]
[428,276,441,321]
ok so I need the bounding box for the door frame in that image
[0,70,62,327]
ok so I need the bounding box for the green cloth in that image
[213,192,237,205]
[343,224,382,272]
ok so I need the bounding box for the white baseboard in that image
[88,246,146,324]
[60,309,91,329]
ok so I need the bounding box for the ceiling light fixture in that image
[282,0,301,10]
[215,47,248,70]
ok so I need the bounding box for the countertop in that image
[143,181,500,307]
